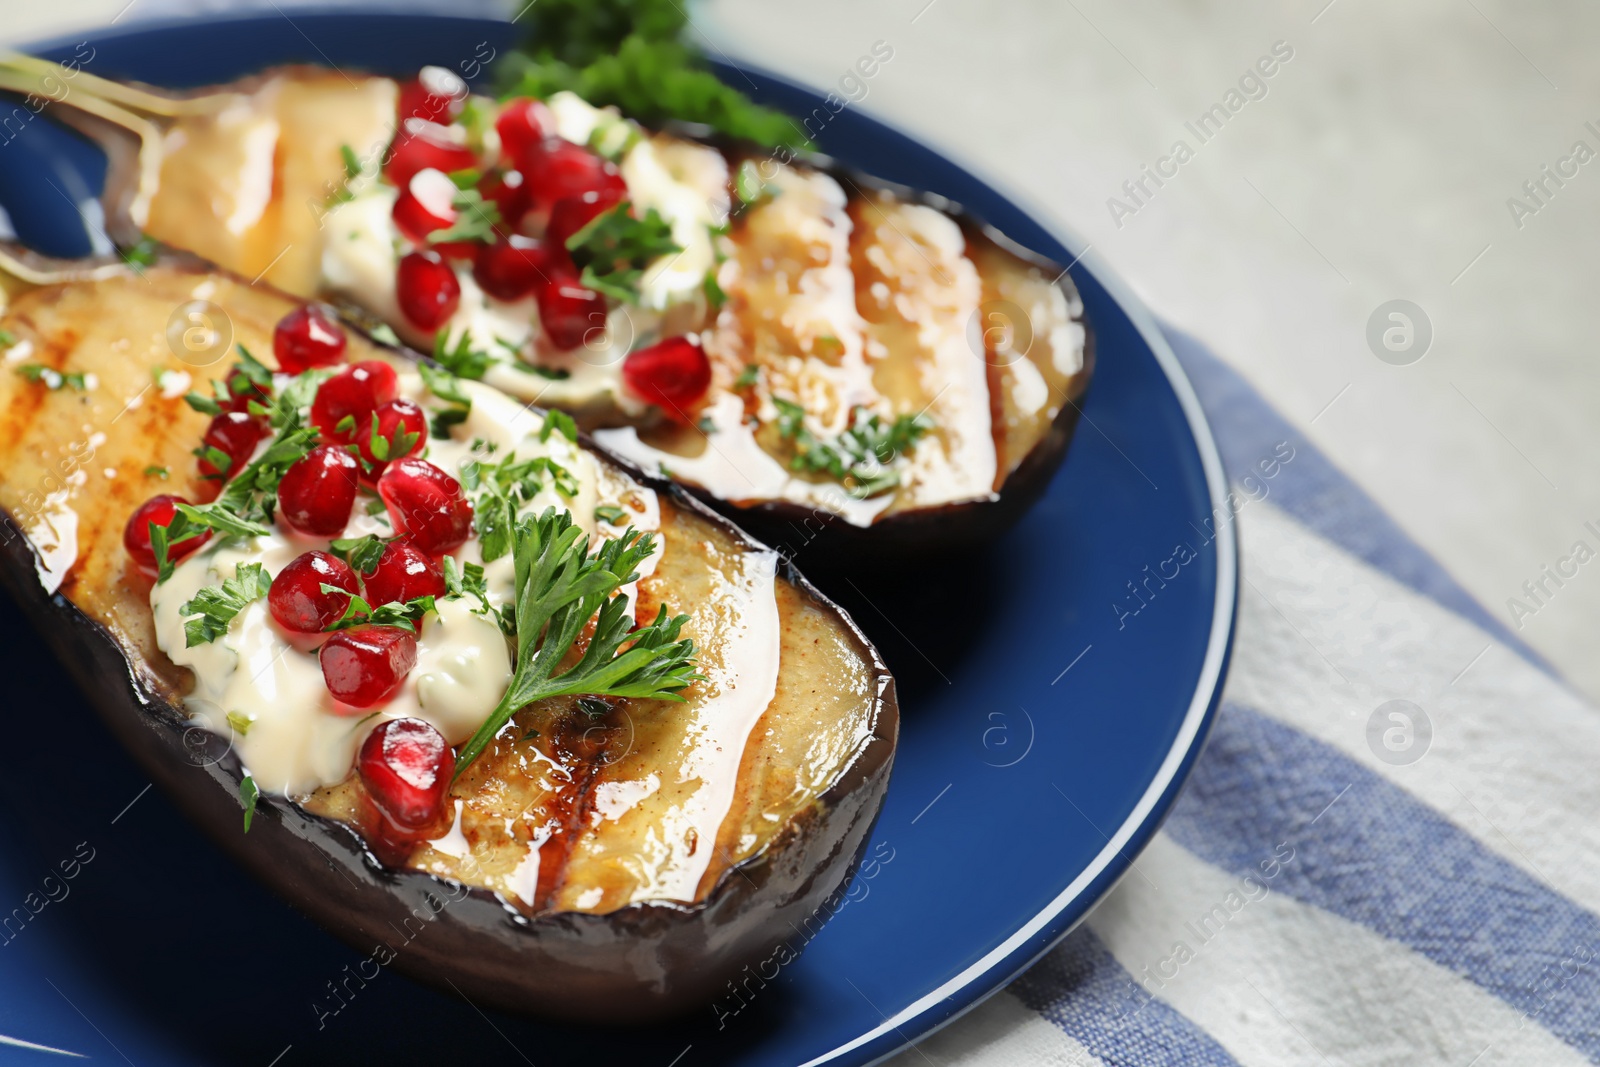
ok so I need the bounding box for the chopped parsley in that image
[144,465,170,480]
[772,398,933,499]
[564,200,682,305]
[418,361,473,439]
[460,451,582,562]
[442,556,500,624]
[453,508,701,776]
[433,330,496,381]
[426,186,502,245]
[733,160,778,207]
[178,562,272,647]
[15,364,88,391]
[320,587,436,632]
[329,534,389,576]
[594,504,628,525]
[239,774,259,833]
[364,411,422,466]
[540,409,578,444]
[121,235,160,270]
[733,363,761,389]
[703,270,727,310]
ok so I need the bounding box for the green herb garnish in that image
[433,330,497,380]
[733,363,761,389]
[144,465,170,480]
[496,0,806,149]
[179,562,272,647]
[460,451,582,562]
[703,270,727,310]
[771,398,932,499]
[595,504,628,525]
[453,508,700,776]
[330,534,389,576]
[419,361,474,440]
[565,200,682,305]
[320,586,436,632]
[540,409,578,444]
[240,774,259,832]
[426,186,502,245]
[122,236,160,270]
[365,411,421,466]
[16,364,88,391]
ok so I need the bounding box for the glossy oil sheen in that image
[0,14,1233,1067]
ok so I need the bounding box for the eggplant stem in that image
[0,52,231,118]
[0,53,244,252]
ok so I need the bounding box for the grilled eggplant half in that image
[0,262,896,1020]
[4,61,1091,560]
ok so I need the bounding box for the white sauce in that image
[319,92,723,418]
[628,546,781,902]
[150,371,657,796]
[594,393,891,527]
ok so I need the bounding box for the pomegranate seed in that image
[311,360,399,443]
[276,445,360,537]
[622,336,713,417]
[536,271,608,351]
[397,66,467,126]
[479,169,530,233]
[396,251,461,332]
[358,398,427,480]
[385,119,477,190]
[358,717,455,828]
[123,494,209,575]
[268,550,358,633]
[393,168,459,244]
[523,139,625,212]
[273,305,347,374]
[472,236,552,302]
[362,540,446,607]
[376,458,473,555]
[495,97,555,168]
[320,625,418,708]
[546,189,624,253]
[197,411,267,481]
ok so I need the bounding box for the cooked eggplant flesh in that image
[0,265,896,1013]
[122,69,1089,529]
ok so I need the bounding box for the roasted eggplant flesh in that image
[0,264,896,1018]
[68,66,1090,535]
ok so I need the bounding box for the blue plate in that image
[0,13,1235,1066]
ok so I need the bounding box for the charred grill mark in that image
[532,702,627,911]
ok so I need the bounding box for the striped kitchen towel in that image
[890,331,1600,1067]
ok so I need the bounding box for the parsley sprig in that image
[453,508,700,776]
[565,200,682,304]
[772,398,933,499]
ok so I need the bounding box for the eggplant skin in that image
[0,265,898,1022]
[0,470,894,1022]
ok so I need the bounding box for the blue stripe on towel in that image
[1010,926,1242,1066]
[1162,701,1600,1057]
[1161,327,1554,675]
